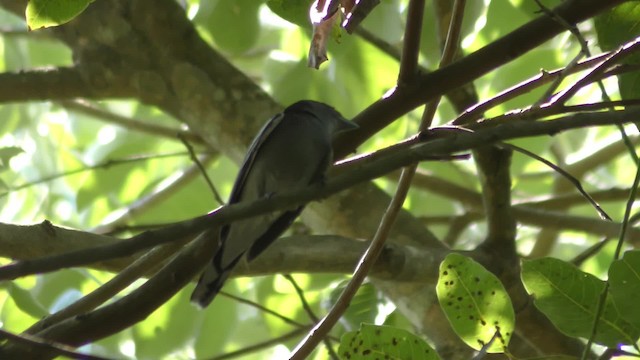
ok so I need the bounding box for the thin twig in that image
[512,205,640,242]
[442,213,483,246]
[500,142,612,221]
[532,0,589,108]
[220,291,308,329]
[569,237,611,266]
[179,133,224,205]
[60,100,202,143]
[283,275,320,322]
[552,38,640,106]
[0,152,191,199]
[542,4,640,169]
[210,328,309,360]
[613,160,640,260]
[385,168,481,207]
[529,15,638,259]
[582,149,640,359]
[92,153,217,234]
[343,0,381,33]
[283,274,339,360]
[419,0,467,235]
[453,52,611,125]
[558,100,640,113]
[353,27,402,60]
[480,99,640,126]
[518,187,634,210]
[439,0,466,70]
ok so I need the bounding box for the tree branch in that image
[0,67,136,102]
[1,105,637,277]
[0,329,110,360]
[2,106,640,279]
[60,100,201,143]
[336,0,626,156]
[1,231,216,359]
[23,242,182,335]
[397,0,425,84]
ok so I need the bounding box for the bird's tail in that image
[190,257,237,308]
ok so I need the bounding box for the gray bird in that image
[191,100,358,308]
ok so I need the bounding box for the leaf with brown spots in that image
[436,253,514,353]
[338,323,440,359]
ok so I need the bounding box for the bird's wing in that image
[245,138,332,261]
[191,112,286,308]
[246,207,304,261]
[227,112,284,204]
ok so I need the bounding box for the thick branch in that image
[476,147,517,252]
[2,107,640,279]
[0,68,135,102]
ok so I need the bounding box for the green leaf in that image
[5,283,49,319]
[436,253,514,353]
[510,0,563,18]
[338,323,440,360]
[193,288,240,358]
[196,0,262,54]
[35,270,87,311]
[25,0,94,30]
[594,2,640,51]
[522,257,639,346]
[594,1,640,100]
[267,0,311,28]
[327,282,380,331]
[134,291,200,358]
[0,146,23,171]
[608,250,640,331]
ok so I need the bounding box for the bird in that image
[190,100,358,308]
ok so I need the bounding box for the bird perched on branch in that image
[191,100,358,308]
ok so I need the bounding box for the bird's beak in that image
[336,118,359,134]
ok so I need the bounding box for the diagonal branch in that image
[60,100,201,142]
[23,241,183,335]
[1,231,217,359]
[336,0,626,156]
[2,106,640,280]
